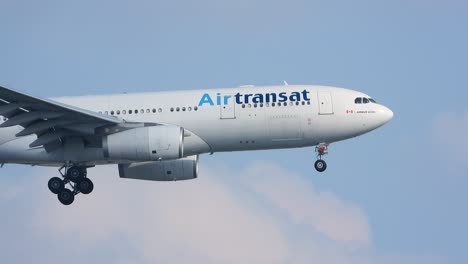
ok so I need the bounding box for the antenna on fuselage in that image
[283,80,289,86]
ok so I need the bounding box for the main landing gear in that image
[47,165,94,205]
[314,144,328,172]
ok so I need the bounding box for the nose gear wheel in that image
[314,144,329,173]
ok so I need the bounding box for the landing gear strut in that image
[47,165,94,205]
[314,144,328,172]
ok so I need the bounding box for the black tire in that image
[66,166,84,183]
[77,178,94,195]
[79,167,87,177]
[314,160,327,172]
[57,189,75,205]
[48,177,64,194]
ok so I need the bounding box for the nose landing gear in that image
[314,144,328,172]
[47,165,94,205]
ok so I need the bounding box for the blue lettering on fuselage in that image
[198,90,311,106]
[198,93,215,106]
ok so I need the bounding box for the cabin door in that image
[317,92,334,115]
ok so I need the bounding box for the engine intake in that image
[103,125,184,162]
[118,155,199,181]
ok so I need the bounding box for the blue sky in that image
[0,0,467,263]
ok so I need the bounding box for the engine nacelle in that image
[103,125,184,162]
[118,155,199,181]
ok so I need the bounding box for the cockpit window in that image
[355,97,377,104]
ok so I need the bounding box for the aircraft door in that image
[220,95,236,119]
[317,92,334,115]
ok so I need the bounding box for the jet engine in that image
[103,125,184,162]
[118,155,199,181]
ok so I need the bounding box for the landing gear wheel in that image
[314,160,327,172]
[48,177,64,194]
[77,178,94,195]
[66,166,84,183]
[57,189,75,205]
[52,164,94,205]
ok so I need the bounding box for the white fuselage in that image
[0,85,393,166]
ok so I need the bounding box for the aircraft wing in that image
[0,85,141,151]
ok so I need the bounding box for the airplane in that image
[0,84,393,205]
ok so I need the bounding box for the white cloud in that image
[5,160,447,264]
[245,161,370,249]
[33,164,290,264]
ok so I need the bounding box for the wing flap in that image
[0,85,126,150]
[0,111,64,128]
[15,119,75,137]
[0,103,24,115]
[29,130,79,148]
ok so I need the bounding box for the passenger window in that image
[355,98,362,104]
[363,98,369,104]
[129,110,133,114]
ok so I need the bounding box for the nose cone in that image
[379,106,394,125]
